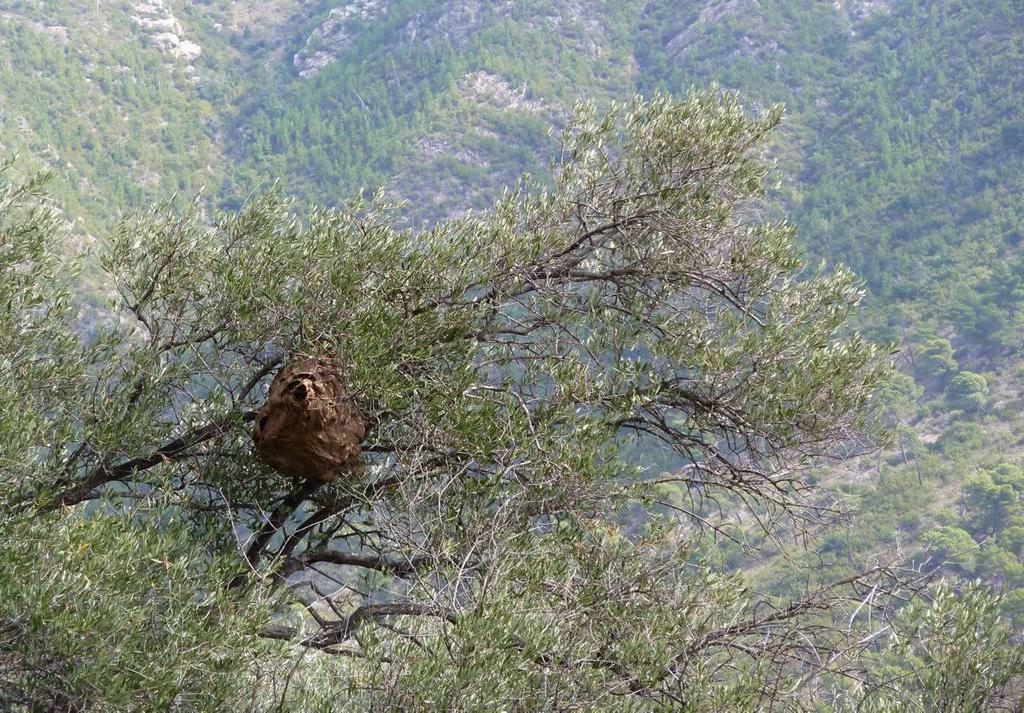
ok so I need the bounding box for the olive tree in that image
[3,94,1008,710]
[850,583,1024,713]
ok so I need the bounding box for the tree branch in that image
[262,603,456,650]
[280,548,431,580]
[48,411,256,510]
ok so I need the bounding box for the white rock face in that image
[0,12,70,44]
[462,71,545,113]
[834,0,891,21]
[132,0,202,63]
[400,1,514,48]
[294,0,388,79]
[666,0,761,55]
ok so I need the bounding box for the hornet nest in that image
[253,356,366,482]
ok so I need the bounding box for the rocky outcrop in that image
[401,1,517,47]
[0,13,69,44]
[666,1,762,56]
[293,0,388,79]
[834,0,891,22]
[132,0,201,64]
[461,71,546,113]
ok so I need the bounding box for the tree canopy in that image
[1,93,1020,711]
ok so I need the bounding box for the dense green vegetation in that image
[0,1,230,233]
[224,0,643,223]
[5,95,1022,710]
[630,0,1024,631]
[0,0,1023,705]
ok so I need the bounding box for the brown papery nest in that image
[253,355,366,483]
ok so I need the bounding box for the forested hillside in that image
[2,0,1023,631]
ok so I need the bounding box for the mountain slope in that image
[2,0,1023,621]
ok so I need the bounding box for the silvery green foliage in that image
[2,94,1014,710]
[846,582,1024,713]
[0,164,273,710]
